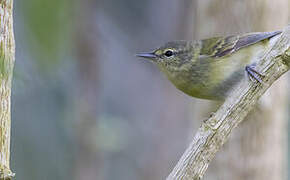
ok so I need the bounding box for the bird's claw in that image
[245,65,264,84]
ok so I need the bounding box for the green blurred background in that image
[11,0,289,179]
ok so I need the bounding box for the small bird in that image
[137,31,281,100]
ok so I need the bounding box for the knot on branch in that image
[0,165,14,180]
[281,47,290,66]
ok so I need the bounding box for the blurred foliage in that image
[100,0,149,33]
[17,0,72,68]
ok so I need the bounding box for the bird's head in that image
[137,41,194,71]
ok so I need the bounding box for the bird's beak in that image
[136,52,157,60]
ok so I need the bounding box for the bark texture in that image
[167,26,290,180]
[0,0,15,179]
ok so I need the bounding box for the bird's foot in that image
[245,65,264,84]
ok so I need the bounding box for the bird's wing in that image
[199,31,282,58]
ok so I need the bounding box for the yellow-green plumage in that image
[137,31,281,100]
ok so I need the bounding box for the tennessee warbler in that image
[137,31,281,100]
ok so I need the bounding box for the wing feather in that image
[199,31,281,58]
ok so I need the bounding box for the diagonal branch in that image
[167,25,290,180]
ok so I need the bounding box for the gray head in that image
[137,41,194,69]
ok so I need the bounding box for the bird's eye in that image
[164,50,174,57]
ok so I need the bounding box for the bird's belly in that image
[168,67,223,100]
[207,43,266,99]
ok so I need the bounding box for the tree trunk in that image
[191,0,288,179]
[0,0,15,179]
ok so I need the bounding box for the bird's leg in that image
[245,64,265,84]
